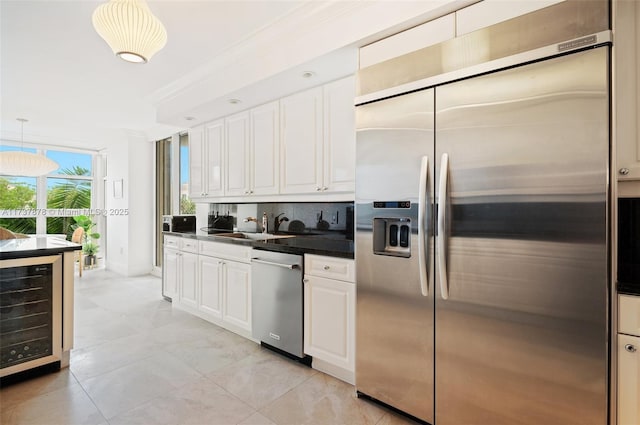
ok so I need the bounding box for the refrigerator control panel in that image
[373,201,411,209]
[373,217,411,257]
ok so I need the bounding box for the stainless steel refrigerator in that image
[355,4,610,424]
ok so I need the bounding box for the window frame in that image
[0,145,100,237]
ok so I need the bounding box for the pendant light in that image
[0,119,59,176]
[92,0,167,64]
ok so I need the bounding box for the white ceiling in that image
[1,0,470,151]
[0,0,311,150]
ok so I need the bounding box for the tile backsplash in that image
[199,202,354,237]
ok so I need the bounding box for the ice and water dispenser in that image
[372,201,412,258]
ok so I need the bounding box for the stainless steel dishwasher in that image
[251,250,308,361]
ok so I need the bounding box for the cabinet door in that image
[223,261,251,331]
[618,334,640,425]
[323,76,355,193]
[163,248,179,300]
[199,256,223,319]
[251,101,280,195]
[455,0,565,36]
[304,275,355,371]
[226,112,250,196]
[205,120,225,196]
[280,87,323,194]
[180,252,198,310]
[615,0,640,180]
[188,126,205,199]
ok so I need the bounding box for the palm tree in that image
[47,166,92,237]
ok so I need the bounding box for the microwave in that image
[618,198,640,295]
[162,215,196,234]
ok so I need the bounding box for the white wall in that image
[105,131,154,276]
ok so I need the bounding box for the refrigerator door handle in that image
[438,153,450,300]
[418,156,429,297]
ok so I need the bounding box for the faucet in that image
[274,213,289,233]
[243,216,261,232]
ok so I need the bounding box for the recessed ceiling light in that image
[301,71,315,78]
[184,116,196,121]
[228,99,241,105]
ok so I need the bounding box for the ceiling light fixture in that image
[0,119,59,176]
[228,99,241,105]
[92,0,167,64]
[301,71,315,78]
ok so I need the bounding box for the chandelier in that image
[0,119,59,177]
[92,0,167,64]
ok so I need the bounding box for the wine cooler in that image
[1,255,62,378]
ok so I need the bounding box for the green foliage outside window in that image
[0,166,92,236]
[0,177,37,233]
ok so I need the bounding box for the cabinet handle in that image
[619,168,630,176]
[303,278,309,283]
[323,265,330,270]
[625,344,637,353]
[322,187,328,191]
[316,187,321,191]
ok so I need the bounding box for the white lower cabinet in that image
[304,254,355,384]
[198,255,223,319]
[222,261,252,331]
[179,251,198,310]
[619,294,640,425]
[618,333,640,425]
[162,247,179,300]
[165,238,253,339]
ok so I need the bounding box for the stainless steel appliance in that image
[355,3,610,424]
[1,255,62,379]
[251,250,308,361]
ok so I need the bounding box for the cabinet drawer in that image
[199,240,252,263]
[620,295,640,337]
[181,238,199,254]
[305,254,354,282]
[164,236,181,249]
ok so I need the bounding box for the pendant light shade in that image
[0,151,59,176]
[0,119,59,177]
[92,0,167,64]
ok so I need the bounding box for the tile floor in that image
[0,268,418,425]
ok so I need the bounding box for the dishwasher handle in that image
[251,258,300,270]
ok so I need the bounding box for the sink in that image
[216,232,295,241]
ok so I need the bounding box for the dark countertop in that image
[164,231,354,259]
[0,236,82,260]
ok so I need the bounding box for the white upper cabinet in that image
[280,86,324,194]
[188,125,204,199]
[225,111,250,196]
[205,121,225,196]
[615,0,640,181]
[191,77,354,199]
[323,76,356,193]
[359,14,455,69]
[189,120,224,199]
[455,0,565,36]
[281,77,356,195]
[250,101,280,195]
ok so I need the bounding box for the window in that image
[179,133,194,214]
[155,138,171,266]
[0,146,96,238]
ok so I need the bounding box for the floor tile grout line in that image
[70,369,111,425]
